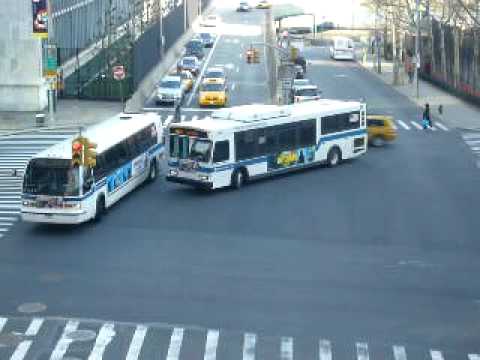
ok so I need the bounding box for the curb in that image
[0,124,82,138]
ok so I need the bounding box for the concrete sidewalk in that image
[360,55,480,130]
[0,99,123,134]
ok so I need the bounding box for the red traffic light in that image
[72,141,83,153]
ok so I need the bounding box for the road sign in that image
[43,45,57,78]
[113,65,125,81]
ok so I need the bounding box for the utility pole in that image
[159,0,164,58]
[415,0,420,98]
[375,3,381,73]
[47,0,56,125]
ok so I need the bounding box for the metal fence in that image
[420,18,480,104]
[58,0,209,100]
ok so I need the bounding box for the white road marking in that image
[125,325,148,360]
[187,35,222,106]
[0,228,9,232]
[393,345,407,360]
[397,120,410,130]
[410,121,423,130]
[435,122,449,131]
[280,337,293,360]
[203,329,219,360]
[87,322,115,360]
[166,327,184,360]
[318,339,332,360]
[468,355,480,360]
[181,115,186,122]
[0,217,17,222]
[0,223,14,227]
[242,333,256,360]
[430,350,444,360]
[356,342,369,360]
[10,318,44,360]
[0,210,20,215]
[390,122,398,130]
[0,317,7,331]
[231,83,236,91]
[49,320,80,360]
[235,66,240,73]
[192,115,199,122]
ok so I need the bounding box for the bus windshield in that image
[23,158,80,196]
[189,139,212,162]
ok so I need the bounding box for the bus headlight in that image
[199,175,209,181]
[169,169,178,176]
[63,202,81,209]
[22,200,35,207]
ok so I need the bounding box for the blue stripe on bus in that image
[316,129,367,151]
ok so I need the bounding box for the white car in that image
[156,75,185,104]
[292,85,321,103]
[292,79,310,90]
[330,37,355,60]
[201,14,219,27]
[237,1,250,11]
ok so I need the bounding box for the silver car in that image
[156,75,185,104]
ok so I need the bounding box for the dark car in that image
[185,39,204,59]
[294,55,307,73]
[198,32,215,48]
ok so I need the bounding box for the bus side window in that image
[179,136,189,159]
[213,140,230,163]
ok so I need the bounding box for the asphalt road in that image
[1,8,480,360]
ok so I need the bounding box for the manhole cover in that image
[17,302,47,314]
[66,330,97,342]
[0,333,24,347]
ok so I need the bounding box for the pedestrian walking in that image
[422,103,432,129]
[405,51,414,84]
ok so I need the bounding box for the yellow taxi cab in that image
[199,78,227,107]
[256,0,271,9]
[179,70,194,92]
[367,114,398,146]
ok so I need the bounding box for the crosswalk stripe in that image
[166,327,184,360]
[0,210,20,215]
[181,115,186,122]
[192,115,199,122]
[0,228,10,232]
[10,318,44,360]
[393,345,407,360]
[204,329,219,360]
[0,223,14,227]
[0,317,7,331]
[390,122,398,130]
[410,121,423,130]
[468,355,480,360]
[87,322,115,360]
[242,332,256,360]
[0,217,18,222]
[280,337,293,360]
[125,325,148,360]
[356,342,369,360]
[397,120,410,130]
[430,350,444,360]
[319,339,332,360]
[49,320,79,360]
[435,122,448,131]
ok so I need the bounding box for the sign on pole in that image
[113,65,126,81]
[32,0,48,38]
[43,44,57,78]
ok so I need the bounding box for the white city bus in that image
[330,37,355,60]
[21,113,163,224]
[166,100,367,190]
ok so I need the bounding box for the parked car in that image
[203,67,226,82]
[367,115,397,146]
[179,70,194,92]
[197,32,215,48]
[291,85,321,103]
[185,39,204,59]
[156,75,184,105]
[237,1,250,11]
[292,78,310,90]
[177,56,201,76]
[294,65,304,79]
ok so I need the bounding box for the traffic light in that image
[71,137,85,167]
[246,47,260,64]
[84,139,97,168]
[246,48,254,63]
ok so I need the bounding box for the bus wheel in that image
[94,196,105,222]
[231,169,246,189]
[327,147,342,167]
[148,160,158,182]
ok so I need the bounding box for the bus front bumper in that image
[21,210,89,224]
[166,176,213,190]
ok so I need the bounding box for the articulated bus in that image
[21,113,163,224]
[166,100,367,190]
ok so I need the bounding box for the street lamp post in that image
[47,0,56,125]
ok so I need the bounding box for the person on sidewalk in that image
[422,103,432,129]
[405,51,414,84]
